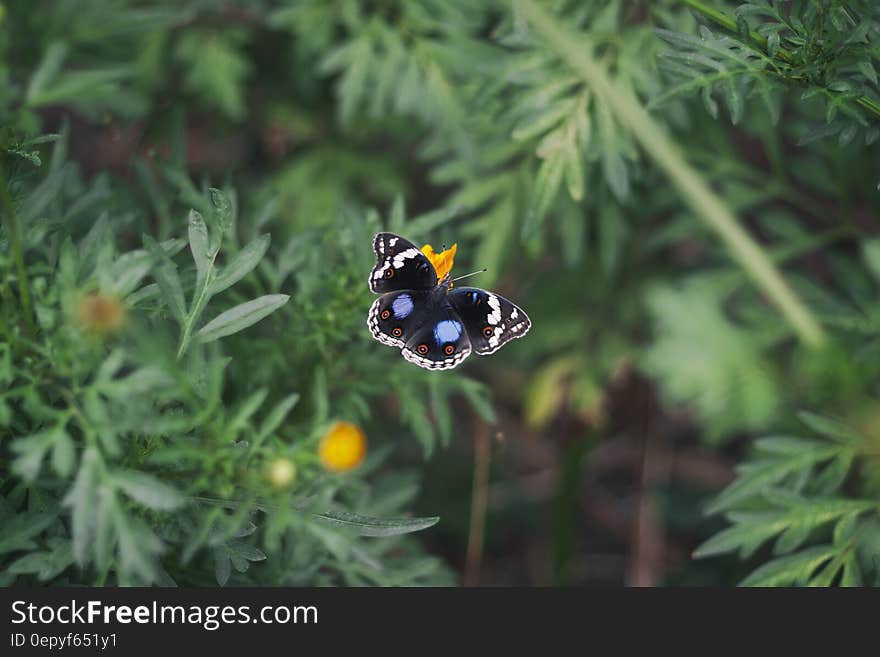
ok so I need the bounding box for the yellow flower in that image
[319,421,367,473]
[75,291,126,336]
[421,243,457,281]
[266,458,297,489]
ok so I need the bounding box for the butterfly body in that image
[367,232,530,370]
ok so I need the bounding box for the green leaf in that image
[857,60,878,86]
[256,393,300,442]
[188,210,211,283]
[108,366,175,398]
[840,555,862,586]
[707,443,842,514]
[399,387,436,458]
[144,234,187,324]
[597,101,629,200]
[213,539,267,585]
[113,469,186,511]
[28,67,136,111]
[11,430,56,483]
[110,239,185,297]
[643,282,779,444]
[310,508,440,537]
[213,546,232,586]
[51,430,75,478]
[722,78,743,124]
[7,541,73,581]
[739,546,836,586]
[767,32,780,58]
[0,512,57,556]
[511,103,571,142]
[389,195,406,234]
[833,513,859,545]
[110,502,164,583]
[523,152,565,237]
[811,452,853,495]
[209,233,271,295]
[208,188,234,253]
[174,31,251,120]
[564,143,584,201]
[754,436,827,455]
[299,370,324,434]
[429,380,453,446]
[196,294,290,342]
[797,411,860,444]
[62,448,102,568]
[228,388,269,435]
[26,42,68,104]
[457,378,496,424]
[693,511,785,559]
[598,203,626,275]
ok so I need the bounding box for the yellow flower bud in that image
[75,291,126,336]
[266,458,297,489]
[319,421,367,473]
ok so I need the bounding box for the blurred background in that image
[3,0,880,587]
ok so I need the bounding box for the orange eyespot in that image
[417,344,429,355]
[482,326,493,338]
[391,327,403,337]
[444,344,455,355]
[384,268,394,278]
[380,309,391,320]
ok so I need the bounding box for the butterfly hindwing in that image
[400,305,472,370]
[369,233,437,294]
[447,287,531,355]
[368,289,432,349]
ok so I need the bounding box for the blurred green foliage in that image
[1,0,880,586]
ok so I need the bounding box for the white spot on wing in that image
[487,294,502,326]
[393,248,420,268]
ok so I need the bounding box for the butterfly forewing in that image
[369,232,437,293]
[447,287,531,355]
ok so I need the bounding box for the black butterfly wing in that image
[367,290,432,349]
[400,304,472,371]
[369,233,437,294]
[447,287,531,355]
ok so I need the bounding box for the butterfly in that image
[367,232,531,370]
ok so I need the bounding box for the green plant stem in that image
[680,0,792,59]
[0,157,35,337]
[678,0,880,121]
[177,266,215,360]
[516,0,825,348]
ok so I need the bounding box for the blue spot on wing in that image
[392,294,414,319]
[433,319,462,345]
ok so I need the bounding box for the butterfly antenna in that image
[450,268,488,283]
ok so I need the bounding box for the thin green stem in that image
[516,0,825,347]
[0,157,35,337]
[679,0,880,121]
[680,0,793,61]
[176,267,215,360]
